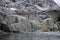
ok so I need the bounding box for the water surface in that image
[0,32,60,40]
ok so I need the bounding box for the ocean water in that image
[0,32,60,40]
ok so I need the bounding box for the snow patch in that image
[54,0,60,6]
[10,8,17,10]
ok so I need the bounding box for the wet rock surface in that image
[0,0,60,33]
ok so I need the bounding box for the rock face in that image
[38,14,58,32]
[0,14,39,32]
[0,7,17,15]
[0,0,60,33]
[9,15,39,32]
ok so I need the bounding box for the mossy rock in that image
[49,24,58,31]
[39,24,49,32]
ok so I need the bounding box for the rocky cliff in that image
[0,0,60,33]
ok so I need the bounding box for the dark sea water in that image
[0,32,60,40]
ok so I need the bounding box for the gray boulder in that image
[38,15,58,31]
[10,19,39,32]
[3,15,39,32]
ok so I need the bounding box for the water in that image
[0,32,60,40]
